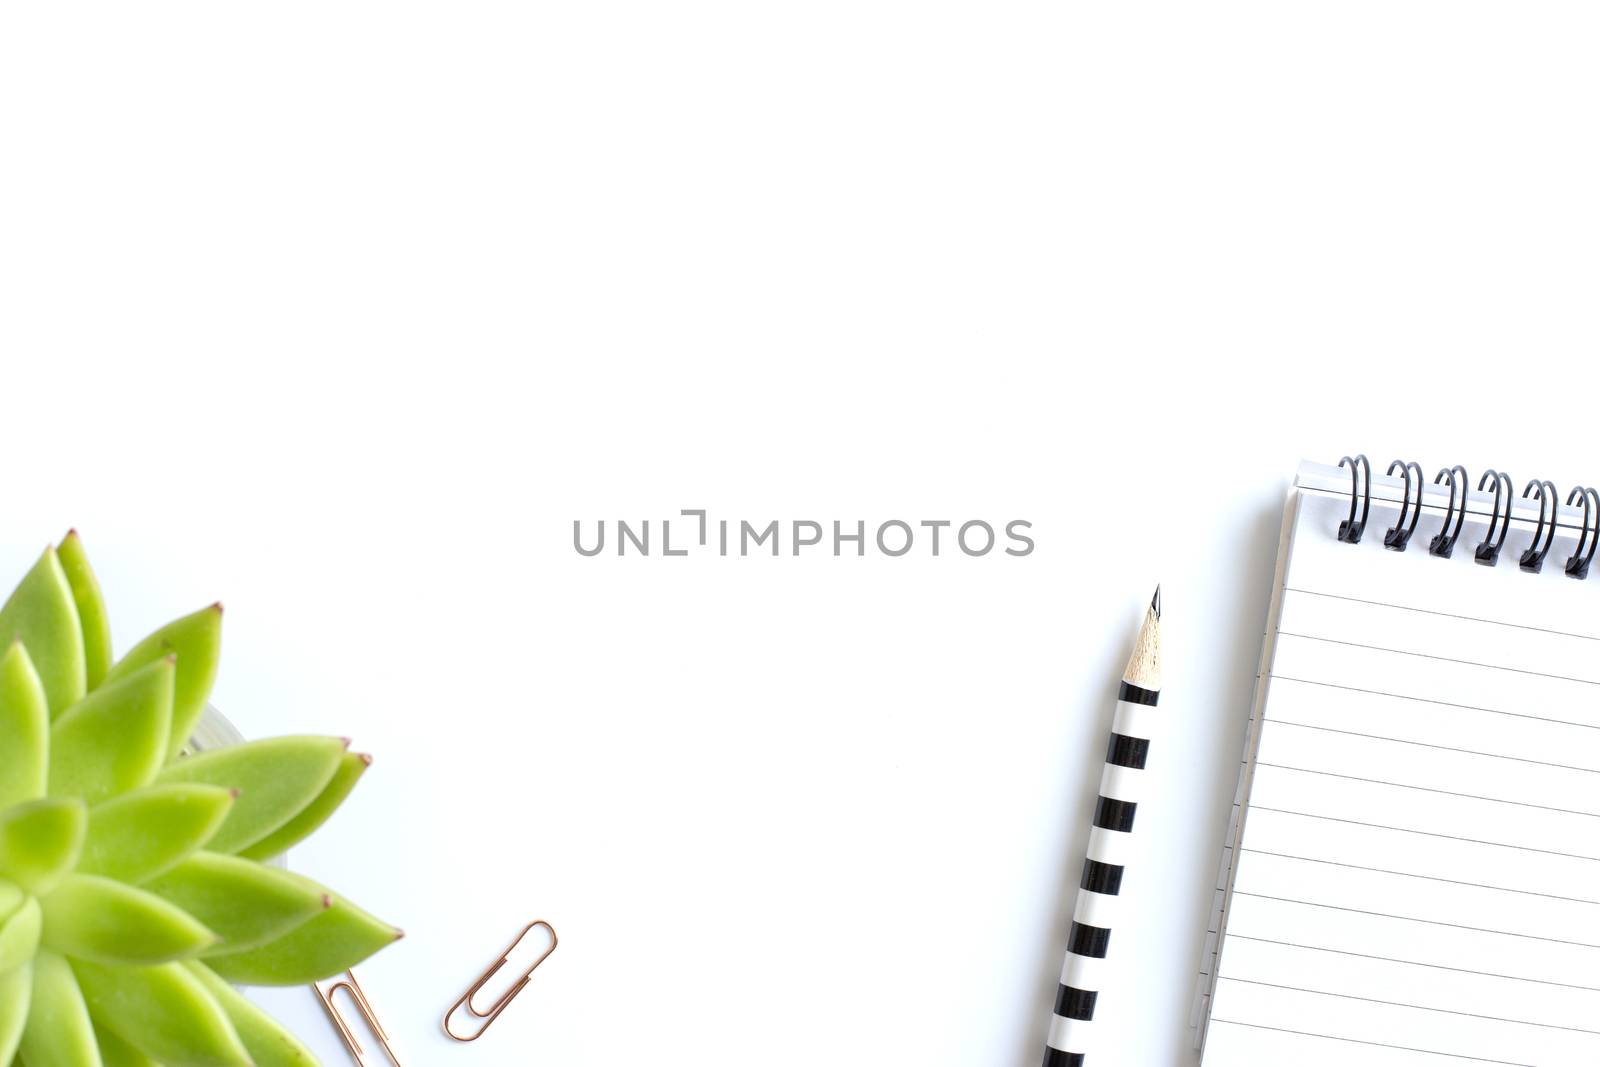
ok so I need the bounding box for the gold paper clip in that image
[314,970,404,1066]
[442,920,558,1041]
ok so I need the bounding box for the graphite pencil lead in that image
[1151,585,1161,619]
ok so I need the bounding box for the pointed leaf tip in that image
[0,546,87,715]
[55,532,111,691]
[41,874,220,965]
[0,897,42,974]
[158,736,346,854]
[203,894,400,985]
[0,797,86,895]
[106,606,222,761]
[0,642,49,809]
[78,783,237,884]
[235,747,370,862]
[49,657,174,804]
[147,853,327,955]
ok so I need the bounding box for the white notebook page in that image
[1201,473,1600,1066]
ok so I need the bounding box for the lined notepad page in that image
[1200,470,1600,1066]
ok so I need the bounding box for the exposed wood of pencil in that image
[1121,586,1161,690]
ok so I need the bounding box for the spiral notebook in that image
[1191,458,1600,1066]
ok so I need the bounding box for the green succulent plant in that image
[0,532,398,1066]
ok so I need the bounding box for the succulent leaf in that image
[20,950,101,1067]
[0,879,23,922]
[157,735,347,854]
[239,749,370,862]
[41,875,218,966]
[91,1023,158,1067]
[0,642,50,810]
[186,961,319,1067]
[0,797,87,896]
[72,959,251,1067]
[78,784,236,885]
[103,604,221,761]
[55,533,112,692]
[147,852,326,954]
[204,894,401,986]
[0,897,42,973]
[0,548,85,719]
[48,659,175,805]
[0,962,29,1064]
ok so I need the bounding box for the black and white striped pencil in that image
[1043,587,1161,1067]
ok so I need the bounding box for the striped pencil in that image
[1043,587,1161,1067]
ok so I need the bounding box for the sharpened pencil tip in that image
[1123,586,1162,688]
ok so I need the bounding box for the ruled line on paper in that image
[1259,720,1600,776]
[1285,587,1600,643]
[1214,977,1600,1036]
[1229,892,1600,952]
[1224,935,1600,994]
[1206,1018,1527,1064]
[1245,806,1600,863]
[1252,762,1600,820]
[1237,848,1600,907]
[1275,630,1600,688]
[1268,673,1600,733]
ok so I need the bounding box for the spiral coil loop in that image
[1475,470,1514,567]
[1519,480,1559,574]
[1337,455,1372,544]
[1383,461,1424,552]
[1428,466,1469,559]
[1566,487,1600,580]
[1331,455,1597,584]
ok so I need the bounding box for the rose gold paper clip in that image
[314,970,404,1066]
[442,920,558,1041]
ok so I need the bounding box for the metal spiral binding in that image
[1474,470,1513,566]
[1565,487,1600,579]
[1336,455,1595,580]
[1383,460,1424,552]
[1337,455,1371,544]
[1428,466,1469,559]
[1519,480,1558,573]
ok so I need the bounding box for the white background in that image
[2,3,1598,1065]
